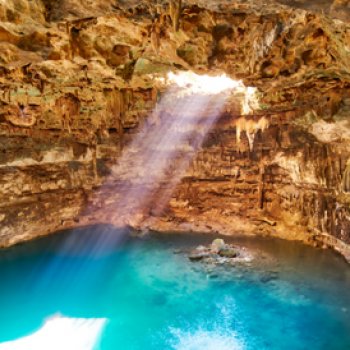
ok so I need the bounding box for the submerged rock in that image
[188,251,208,261]
[260,272,279,283]
[188,246,211,261]
[218,247,238,258]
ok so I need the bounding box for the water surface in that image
[0,227,349,349]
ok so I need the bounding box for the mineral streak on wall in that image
[0,0,350,261]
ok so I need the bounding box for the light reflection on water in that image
[0,315,107,350]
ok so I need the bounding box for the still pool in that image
[0,226,350,349]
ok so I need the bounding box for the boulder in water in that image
[211,238,226,253]
[218,247,238,258]
[188,240,251,266]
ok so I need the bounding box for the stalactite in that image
[169,0,182,32]
[151,30,160,53]
[92,140,98,181]
[55,93,80,134]
[151,20,161,53]
[342,159,350,193]
[254,25,277,59]
[235,116,269,151]
[106,89,121,120]
[257,163,265,209]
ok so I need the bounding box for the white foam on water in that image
[168,296,245,350]
[169,328,244,350]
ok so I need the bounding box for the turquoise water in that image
[0,227,350,349]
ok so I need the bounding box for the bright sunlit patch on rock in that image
[0,315,107,350]
[158,71,258,114]
[242,86,259,115]
[166,71,245,95]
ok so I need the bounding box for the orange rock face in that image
[0,0,350,261]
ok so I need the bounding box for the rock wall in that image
[1,0,350,260]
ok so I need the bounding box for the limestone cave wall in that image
[1,0,350,260]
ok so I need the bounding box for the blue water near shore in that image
[0,226,350,349]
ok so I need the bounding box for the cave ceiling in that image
[1,0,350,157]
[1,0,350,114]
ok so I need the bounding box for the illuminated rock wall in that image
[1,0,350,260]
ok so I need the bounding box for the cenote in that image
[0,226,350,350]
[3,0,350,349]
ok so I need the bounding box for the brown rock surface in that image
[1,0,350,261]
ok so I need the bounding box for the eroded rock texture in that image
[1,0,350,260]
